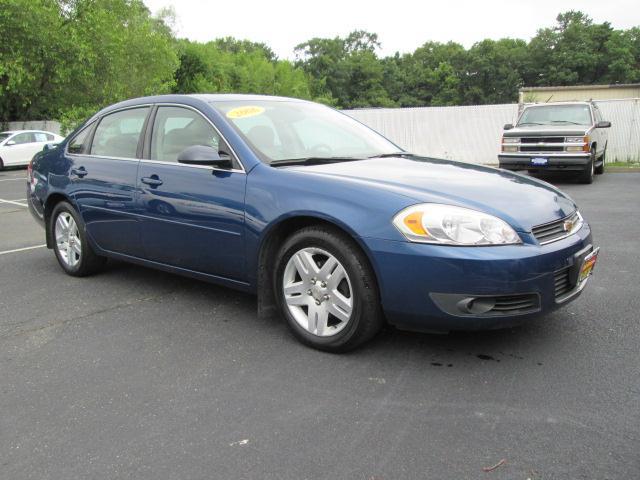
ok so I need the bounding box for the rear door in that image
[136,105,247,281]
[68,106,150,256]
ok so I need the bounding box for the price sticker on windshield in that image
[226,106,265,119]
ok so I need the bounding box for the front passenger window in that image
[12,132,35,144]
[150,106,221,163]
[91,107,149,158]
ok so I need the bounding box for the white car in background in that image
[0,130,64,169]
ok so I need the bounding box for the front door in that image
[136,105,246,281]
[68,106,150,257]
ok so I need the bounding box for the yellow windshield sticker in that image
[226,106,265,119]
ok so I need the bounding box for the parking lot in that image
[0,167,638,479]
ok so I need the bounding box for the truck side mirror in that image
[596,121,611,128]
[503,124,514,130]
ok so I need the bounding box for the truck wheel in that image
[595,149,605,175]
[579,148,595,184]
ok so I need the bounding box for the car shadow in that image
[100,259,564,367]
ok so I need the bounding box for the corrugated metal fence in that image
[5,99,639,165]
[3,120,62,135]
[345,98,640,164]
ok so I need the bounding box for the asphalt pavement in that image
[1,167,638,479]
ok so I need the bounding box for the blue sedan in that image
[27,95,599,351]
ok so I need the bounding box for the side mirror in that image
[503,123,514,130]
[43,143,59,152]
[596,121,611,128]
[5,140,16,146]
[177,145,232,169]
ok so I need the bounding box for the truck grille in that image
[532,211,581,244]
[521,145,564,152]
[554,267,573,299]
[519,136,565,153]
[520,137,564,144]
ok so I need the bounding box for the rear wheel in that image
[579,147,595,184]
[274,226,383,352]
[0,157,4,170]
[51,201,106,276]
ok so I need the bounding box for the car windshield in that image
[0,133,12,142]
[518,104,592,126]
[210,100,402,163]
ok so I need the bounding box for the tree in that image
[0,0,178,127]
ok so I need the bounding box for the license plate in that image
[531,157,548,166]
[578,247,599,284]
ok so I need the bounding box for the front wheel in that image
[579,148,596,184]
[51,201,106,276]
[274,226,383,352]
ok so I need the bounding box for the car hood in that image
[287,156,577,232]
[504,124,591,137]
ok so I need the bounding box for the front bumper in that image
[498,153,590,171]
[363,223,594,332]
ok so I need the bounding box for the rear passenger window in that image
[34,132,49,142]
[91,107,149,158]
[68,124,93,155]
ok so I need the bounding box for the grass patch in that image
[607,161,640,168]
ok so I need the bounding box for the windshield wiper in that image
[517,122,544,126]
[550,120,583,125]
[270,156,364,167]
[367,151,412,158]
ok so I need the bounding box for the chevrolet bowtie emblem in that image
[563,219,574,232]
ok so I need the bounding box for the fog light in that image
[502,146,518,153]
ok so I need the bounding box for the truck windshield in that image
[210,100,401,164]
[518,104,592,126]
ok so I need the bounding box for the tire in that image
[0,157,4,171]
[579,147,595,184]
[595,148,605,175]
[274,226,383,352]
[50,201,106,276]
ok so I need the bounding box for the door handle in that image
[70,166,88,178]
[140,175,163,187]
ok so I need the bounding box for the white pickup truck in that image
[498,101,611,184]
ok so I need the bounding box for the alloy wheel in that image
[55,212,82,267]
[282,247,353,337]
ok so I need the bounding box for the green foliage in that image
[0,0,177,127]
[1,6,639,124]
[171,39,311,99]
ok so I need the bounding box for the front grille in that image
[520,137,565,144]
[518,136,566,153]
[521,145,564,152]
[532,211,580,244]
[490,294,540,314]
[554,267,573,299]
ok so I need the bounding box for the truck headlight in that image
[393,204,522,246]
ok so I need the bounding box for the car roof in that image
[93,93,312,119]
[0,130,59,135]
[524,101,593,108]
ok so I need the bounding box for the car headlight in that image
[393,204,522,246]
[565,136,585,143]
[502,137,519,144]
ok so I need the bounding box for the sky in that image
[143,0,640,59]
